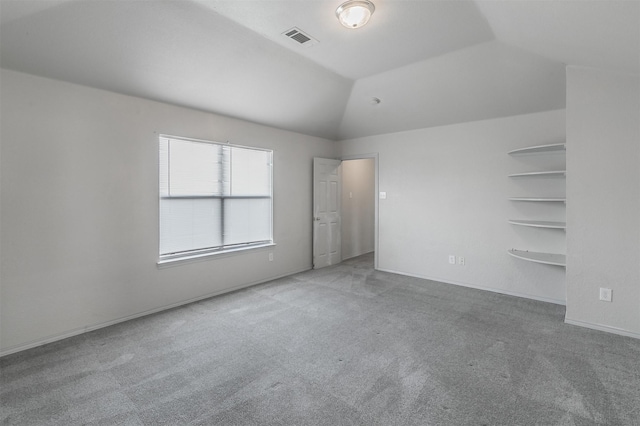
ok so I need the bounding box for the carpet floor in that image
[1,253,639,425]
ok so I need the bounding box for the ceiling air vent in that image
[282,27,319,48]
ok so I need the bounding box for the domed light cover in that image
[336,1,375,29]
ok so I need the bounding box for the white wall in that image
[341,159,375,260]
[340,110,567,304]
[0,69,336,354]
[565,66,640,338]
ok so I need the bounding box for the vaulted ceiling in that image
[1,0,638,140]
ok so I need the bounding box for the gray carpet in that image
[1,253,639,425]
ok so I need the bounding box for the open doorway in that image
[312,155,378,270]
[341,157,376,265]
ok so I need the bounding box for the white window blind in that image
[159,136,273,260]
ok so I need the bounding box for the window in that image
[159,135,273,261]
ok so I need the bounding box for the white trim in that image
[377,268,567,306]
[564,318,640,340]
[157,243,276,267]
[159,133,274,153]
[0,267,308,358]
[341,250,374,262]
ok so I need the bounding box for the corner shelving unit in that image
[508,197,565,202]
[508,142,566,267]
[508,219,566,229]
[508,143,566,155]
[507,249,566,267]
[509,171,566,178]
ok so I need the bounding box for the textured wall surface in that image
[0,69,336,353]
[340,110,567,304]
[565,66,640,337]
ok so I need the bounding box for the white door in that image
[313,158,341,269]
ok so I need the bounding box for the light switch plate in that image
[599,288,612,302]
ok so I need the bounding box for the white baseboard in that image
[377,268,567,306]
[0,268,310,358]
[341,250,374,262]
[564,318,640,340]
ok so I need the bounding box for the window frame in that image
[157,134,274,265]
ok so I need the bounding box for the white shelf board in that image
[508,249,566,267]
[509,171,566,178]
[508,143,566,155]
[509,197,566,202]
[508,219,566,229]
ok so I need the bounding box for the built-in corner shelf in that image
[509,197,566,203]
[509,171,566,178]
[508,143,566,155]
[508,249,566,267]
[507,142,566,268]
[508,220,566,229]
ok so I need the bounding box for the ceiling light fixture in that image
[336,1,375,29]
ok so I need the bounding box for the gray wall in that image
[0,69,336,354]
[341,159,375,260]
[565,66,640,337]
[3,65,638,354]
[340,110,567,304]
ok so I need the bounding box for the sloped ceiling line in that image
[0,0,638,140]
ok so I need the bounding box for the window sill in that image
[157,243,276,268]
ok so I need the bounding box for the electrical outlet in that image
[269,252,274,262]
[449,255,456,264]
[459,257,465,266]
[599,288,612,302]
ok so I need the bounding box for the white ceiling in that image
[476,0,640,76]
[338,40,567,139]
[1,0,638,140]
[203,0,495,80]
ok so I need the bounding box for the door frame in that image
[340,153,379,270]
